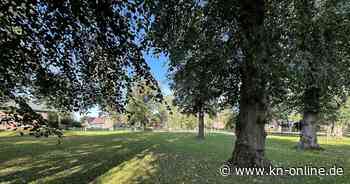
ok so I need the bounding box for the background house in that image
[83,116,115,130]
[212,121,225,130]
[0,101,58,131]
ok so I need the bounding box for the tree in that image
[59,112,80,128]
[164,95,197,130]
[170,60,223,139]
[334,98,350,137]
[47,112,59,128]
[150,0,292,167]
[322,96,350,137]
[224,113,238,131]
[153,101,169,129]
[286,0,350,149]
[228,0,271,167]
[214,108,237,130]
[80,116,89,125]
[0,0,160,136]
[126,81,161,130]
[150,1,239,139]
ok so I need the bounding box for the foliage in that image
[79,116,89,125]
[149,1,241,107]
[337,98,350,125]
[164,96,197,130]
[322,97,350,128]
[219,109,238,130]
[284,0,350,115]
[47,112,59,128]
[48,112,81,128]
[152,101,169,128]
[60,113,81,128]
[1,0,349,148]
[148,0,306,112]
[0,0,160,136]
[126,81,165,129]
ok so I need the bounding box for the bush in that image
[144,127,153,132]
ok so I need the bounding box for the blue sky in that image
[74,53,170,119]
[144,52,171,95]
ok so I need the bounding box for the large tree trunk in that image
[229,0,270,168]
[230,63,270,168]
[294,0,323,151]
[298,86,322,150]
[197,108,205,139]
[298,112,320,149]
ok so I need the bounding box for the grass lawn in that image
[0,131,349,184]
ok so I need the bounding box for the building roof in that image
[87,117,105,125]
[0,100,57,112]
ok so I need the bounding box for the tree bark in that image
[298,85,322,150]
[58,113,62,129]
[197,107,205,139]
[294,0,323,151]
[297,112,320,149]
[229,0,270,168]
[230,63,270,167]
[142,118,148,131]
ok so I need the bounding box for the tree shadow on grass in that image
[0,132,162,184]
[0,132,349,184]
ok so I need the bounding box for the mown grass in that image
[0,131,349,184]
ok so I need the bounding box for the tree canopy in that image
[0,0,161,135]
[1,0,350,169]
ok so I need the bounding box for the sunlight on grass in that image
[31,165,83,184]
[0,131,349,184]
[0,157,32,167]
[319,137,350,145]
[0,159,55,183]
[91,149,159,184]
[13,140,52,145]
[0,131,17,137]
[0,165,30,177]
[268,135,350,145]
[64,131,132,136]
[268,135,299,141]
